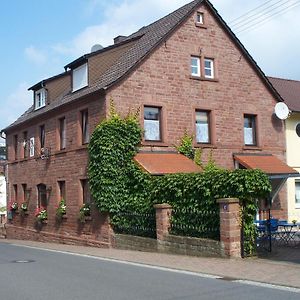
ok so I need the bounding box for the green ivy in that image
[88,106,271,254]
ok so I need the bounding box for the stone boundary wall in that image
[158,235,223,257]
[6,224,110,248]
[114,234,158,252]
[114,233,223,257]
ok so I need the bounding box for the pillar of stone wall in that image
[154,204,172,241]
[217,198,241,258]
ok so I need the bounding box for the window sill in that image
[190,76,219,82]
[141,141,169,147]
[54,149,68,155]
[194,143,216,149]
[76,144,88,151]
[195,22,207,29]
[242,146,262,151]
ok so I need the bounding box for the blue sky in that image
[1,0,300,144]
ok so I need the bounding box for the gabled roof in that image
[3,0,283,132]
[268,77,300,112]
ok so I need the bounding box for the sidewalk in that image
[2,239,300,288]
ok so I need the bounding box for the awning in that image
[134,152,202,175]
[234,153,299,203]
[233,153,298,178]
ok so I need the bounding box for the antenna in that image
[274,102,290,120]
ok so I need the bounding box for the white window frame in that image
[29,137,35,157]
[191,56,200,77]
[244,115,257,146]
[295,180,300,209]
[204,58,214,79]
[196,12,204,24]
[35,88,46,110]
[144,106,161,142]
[195,110,210,144]
[72,63,88,92]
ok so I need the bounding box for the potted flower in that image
[292,219,297,225]
[20,202,28,216]
[9,201,18,212]
[79,203,91,223]
[56,199,67,220]
[35,207,48,223]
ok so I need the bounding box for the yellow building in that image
[269,77,300,222]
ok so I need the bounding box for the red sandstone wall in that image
[106,3,286,216]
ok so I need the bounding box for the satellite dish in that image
[90,44,103,53]
[274,102,290,120]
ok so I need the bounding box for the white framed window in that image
[29,137,35,157]
[35,88,46,110]
[73,63,88,92]
[59,117,66,150]
[204,58,214,79]
[144,106,161,141]
[196,12,204,24]
[81,110,89,144]
[191,56,200,77]
[244,115,257,146]
[295,181,300,208]
[196,110,210,144]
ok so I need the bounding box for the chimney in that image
[114,35,127,45]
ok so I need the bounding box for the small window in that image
[295,181,300,207]
[244,115,257,146]
[23,131,28,159]
[22,184,27,202]
[13,184,18,203]
[191,56,200,77]
[81,179,91,204]
[59,117,66,150]
[196,111,211,144]
[39,125,45,149]
[204,58,214,79]
[81,110,89,144]
[58,180,66,201]
[73,63,88,92]
[196,12,204,24]
[35,89,46,110]
[14,134,18,160]
[296,123,300,137]
[144,106,161,141]
[29,137,35,157]
[37,184,47,208]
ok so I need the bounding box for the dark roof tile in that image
[268,77,300,112]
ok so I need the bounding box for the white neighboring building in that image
[0,143,7,222]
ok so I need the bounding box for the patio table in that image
[278,223,300,245]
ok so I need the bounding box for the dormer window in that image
[72,63,88,92]
[35,88,46,110]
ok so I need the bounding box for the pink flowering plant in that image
[56,199,66,220]
[8,201,18,211]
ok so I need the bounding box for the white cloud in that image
[1,82,32,129]
[53,0,190,57]
[24,46,47,65]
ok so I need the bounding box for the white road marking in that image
[233,280,300,294]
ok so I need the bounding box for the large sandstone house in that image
[2,0,297,245]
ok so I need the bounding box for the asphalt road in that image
[0,241,299,300]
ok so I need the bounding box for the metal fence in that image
[170,208,220,240]
[111,210,156,239]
